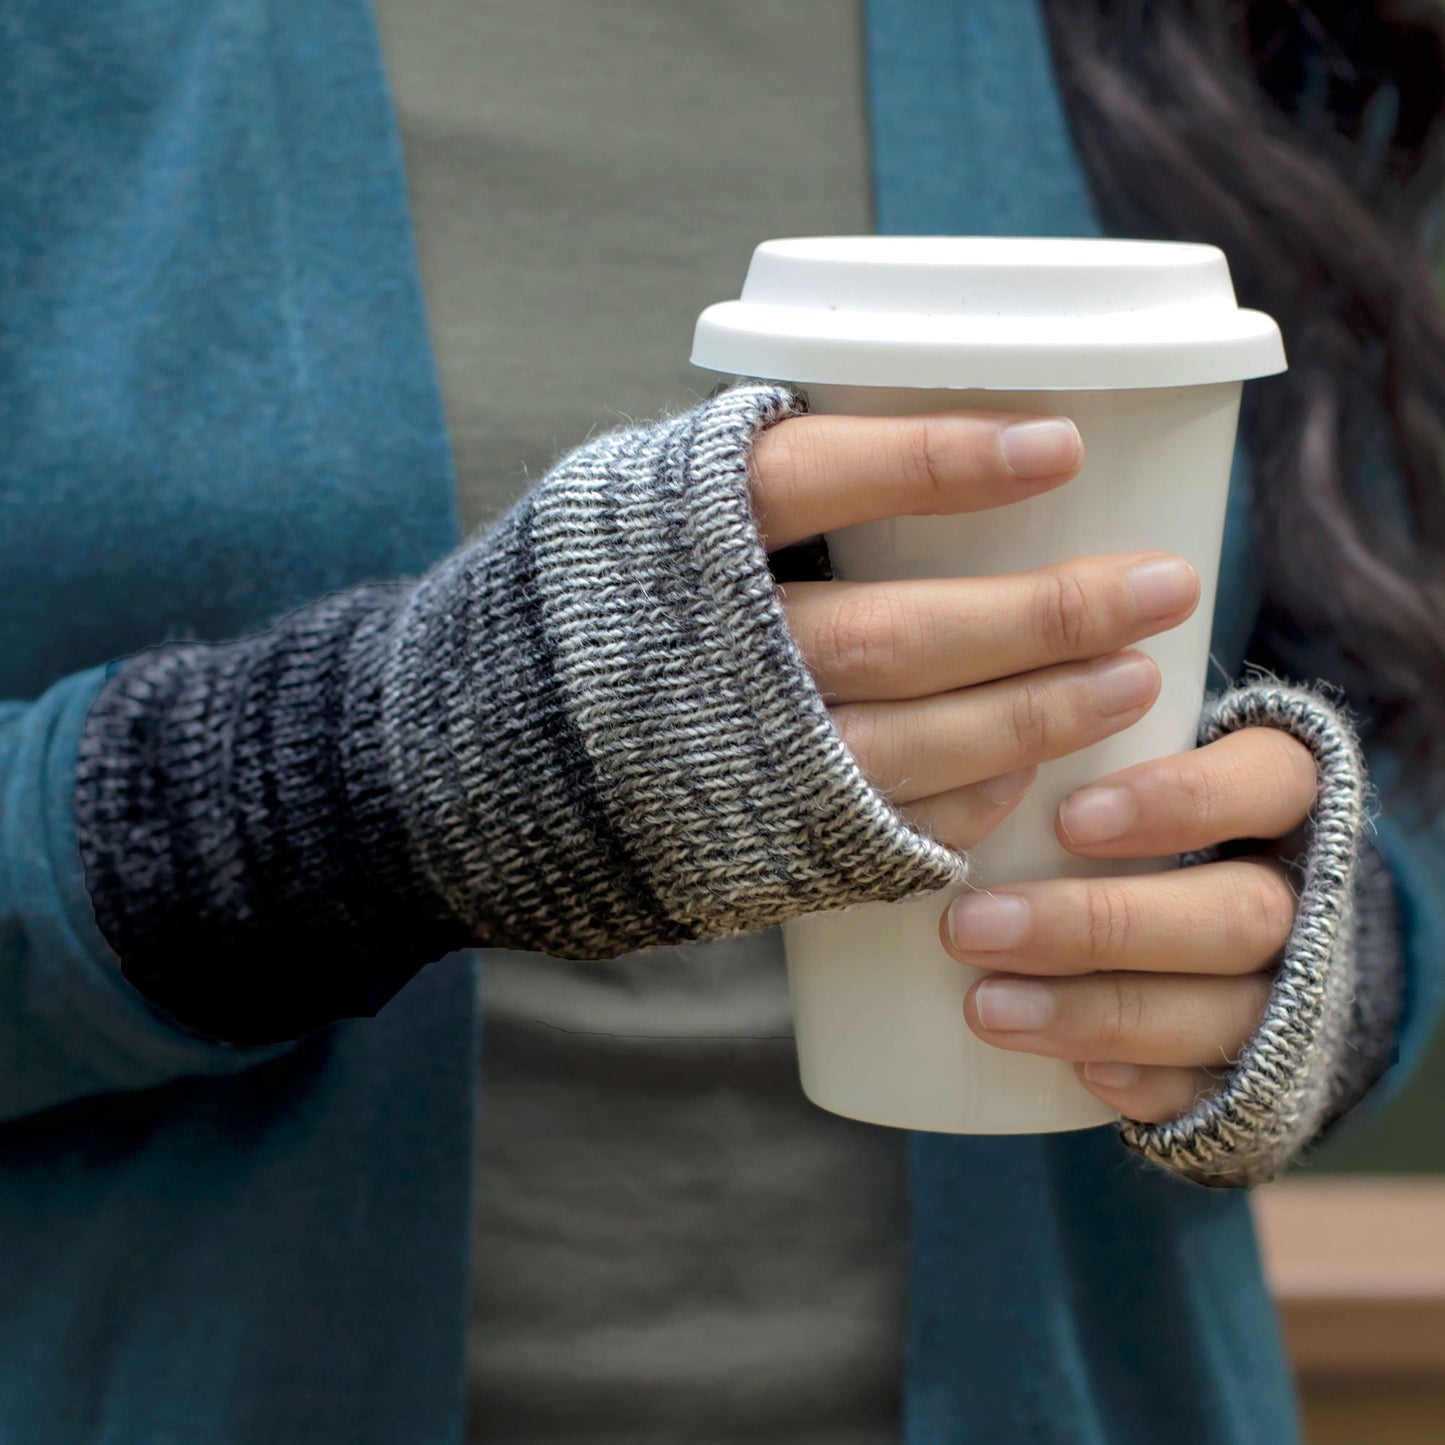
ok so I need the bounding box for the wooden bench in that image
[1252,1177,1445,1444]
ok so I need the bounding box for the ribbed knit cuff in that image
[1119,673,1405,1188]
[74,384,966,1044]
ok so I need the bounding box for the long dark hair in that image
[1039,0,1445,826]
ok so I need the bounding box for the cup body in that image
[781,380,1243,1134]
[692,236,1284,1136]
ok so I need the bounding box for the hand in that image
[941,725,1320,1123]
[750,410,1204,849]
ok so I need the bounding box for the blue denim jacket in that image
[0,2,1439,1441]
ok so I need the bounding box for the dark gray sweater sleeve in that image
[72,384,966,1045]
[1120,674,1406,1188]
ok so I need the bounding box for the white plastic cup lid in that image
[691,236,1286,391]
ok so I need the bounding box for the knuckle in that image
[1276,736,1320,809]
[767,418,822,491]
[1081,880,1134,961]
[1170,758,1223,831]
[832,702,872,768]
[946,818,990,852]
[901,417,954,511]
[751,420,815,529]
[1238,863,1298,953]
[821,589,913,687]
[1243,974,1275,1037]
[1100,974,1145,1052]
[1008,678,1054,756]
[1036,570,1094,656]
[830,703,883,776]
[903,795,988,853]
[1236,728,1316,818]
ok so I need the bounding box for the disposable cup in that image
[692,237,1286,1134]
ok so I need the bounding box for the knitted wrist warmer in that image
[73,384,965,1045]
[1119,674,1405,1188]
[1326,833,1405,1122]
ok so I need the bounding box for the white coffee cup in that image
[692,237,1286,1135]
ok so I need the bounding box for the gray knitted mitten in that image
[1119,675,1405,1187]
[73,384,965,1044]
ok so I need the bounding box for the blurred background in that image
[1254,999,1444,1442]
[1254,236,1445,1443]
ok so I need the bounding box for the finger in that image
[1076,1062,1225,1124]
[941,857,1297,976]
[1055,727,1319,857]
[962,970,1271,1068]
[832,648,1159,804]
[750,411,1082,551]
[898,767,1038,852]
[782,552,1199,703]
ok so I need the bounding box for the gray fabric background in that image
[372,3,912,1440]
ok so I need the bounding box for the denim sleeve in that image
[0,670,290,1123]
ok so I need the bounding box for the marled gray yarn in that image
[380,381,968,957]
[1329,834,1405,1120]
[1121,670,1403,1187]
[73,383,965,1041]
[74,381,1405,1168]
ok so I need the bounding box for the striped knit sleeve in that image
[72,384,967,1046]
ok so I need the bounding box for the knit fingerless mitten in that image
[73,384,965,1044]
[1119,675,1405,1187]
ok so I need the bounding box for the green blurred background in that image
[1308,248,1445,1177]
[1311,842,1445,1166]
[1311,1024,1445,1173]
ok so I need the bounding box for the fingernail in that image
[980,766,1036,805]
[1091,654,1157,715]
[1059,785,1137,844]
[1128,558,1199,620]
[974,978,1054,1032]
[1083,1061,1141,1089]
[949,892,1031,951]
[999,419,1081,479]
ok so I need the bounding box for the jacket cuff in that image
[1118,673,1404,1187]
[381,382,969,959]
